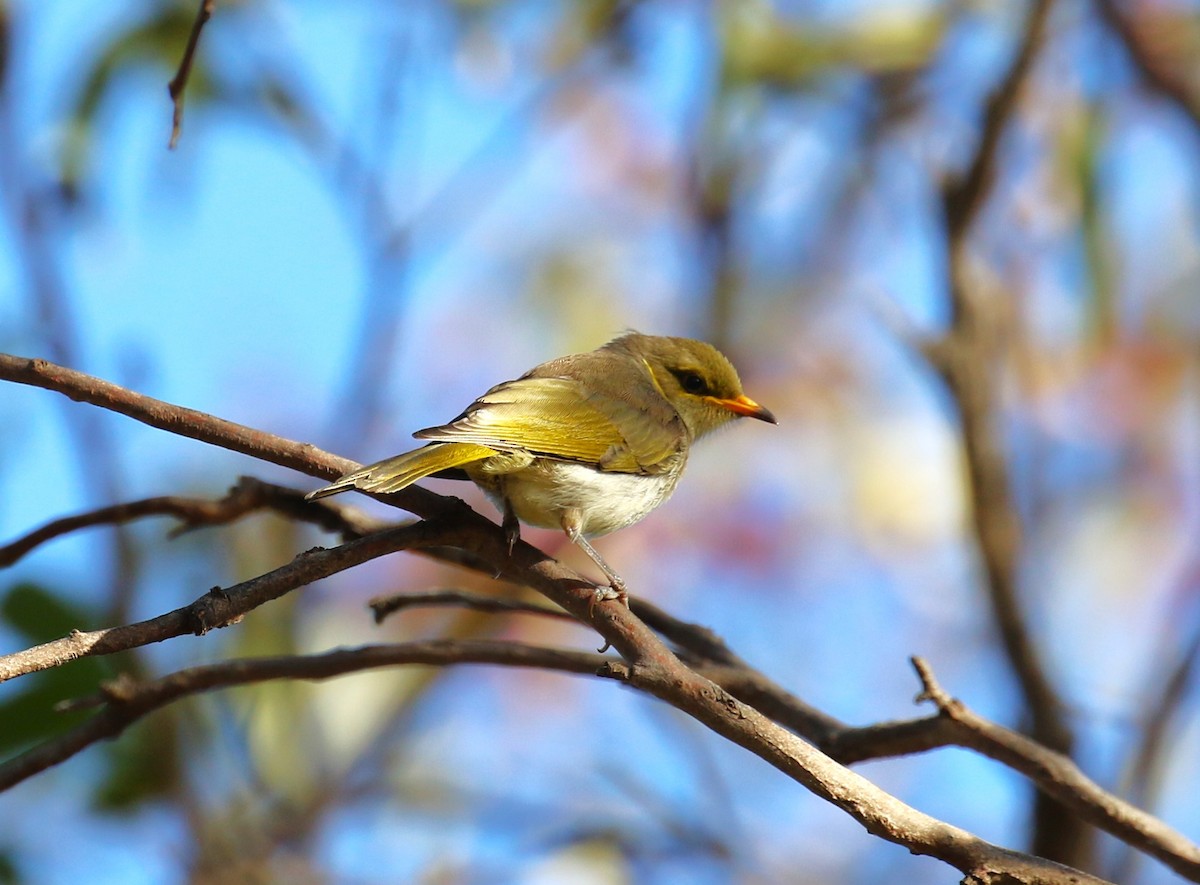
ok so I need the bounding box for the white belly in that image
[472,460,682,537]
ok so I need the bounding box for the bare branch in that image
[368,588,573,625]
[944,0,1055,241]
[0,636,1113,884]
[0,353,1184,882]
[1095,0,1200,129]
[0,520,456,684]
[0,477,381,567]
[167,0,215,149]
[0,639,608,791]
[596,658,1112,884]
[366,583,1200,879]
[0,353,469,529]
[911,657,1200,882]
[929,0,1086,864]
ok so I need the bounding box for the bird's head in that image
[605,333,776,439]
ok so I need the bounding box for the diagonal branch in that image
[0,520,456,684]
[1094,0,1200,130]
[167,0,216,149]
[0,477,381,567]
[911,657,1200,882]
[0,639,608,791]
[0,636,1115,884]
[357,591,1200,881]
[0,353,462,526]
[0,351,1187,882]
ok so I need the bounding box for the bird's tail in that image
[305,442,498,500]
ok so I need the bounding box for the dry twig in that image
[168,0,215,149]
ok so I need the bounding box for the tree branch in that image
[933,0,1086,865]
[1094,0,1200,130]
[1,352,1185,882]
[0,520,457,684]
[0,353,466,526]
[361,590,1200,881]
[0,476,382,567]
[0,635,1113,884]
[911,657,1200,882]
[368,588,573,624]
[167,0,215,149]
[0,639,608,791]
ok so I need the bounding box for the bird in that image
[306,332,775,606]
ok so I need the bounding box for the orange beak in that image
[711,394,777,424]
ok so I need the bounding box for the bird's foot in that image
[587,581,628,618]
[502,505,521,556]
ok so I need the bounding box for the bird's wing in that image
[413,377,682,473]
[306,442,499,498]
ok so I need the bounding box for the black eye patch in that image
[671,369,709,395]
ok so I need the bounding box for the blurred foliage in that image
[0,583,179,809]
[62,0,234,194]
[0,583,109,755]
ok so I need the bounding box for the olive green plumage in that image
[307,332,775,603]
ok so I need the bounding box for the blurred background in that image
[1,0,1199,882]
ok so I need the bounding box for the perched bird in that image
[307,332,775,605]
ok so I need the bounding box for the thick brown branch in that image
[0,634,1109,884]
[167,0,215,149]
[599,658,1111,885]
[0,353,461,523]
[365,585,1200,879]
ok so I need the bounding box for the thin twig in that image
[0,477,382,567]
[0,640,608,791]
[0,520,456,684]
[368,588,573,625]
[168,0,215,149]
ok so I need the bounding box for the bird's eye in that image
[677,371,707,394]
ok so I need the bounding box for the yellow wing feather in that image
[413,377,681,473]
[306,442,499,499]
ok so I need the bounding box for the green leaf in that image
[1,582,98,643]
[92,715,180,811]
[0,584,107,756]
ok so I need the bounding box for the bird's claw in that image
[587,583,628,619]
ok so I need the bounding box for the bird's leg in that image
[561,510,628,614]
[501,494,521,555]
